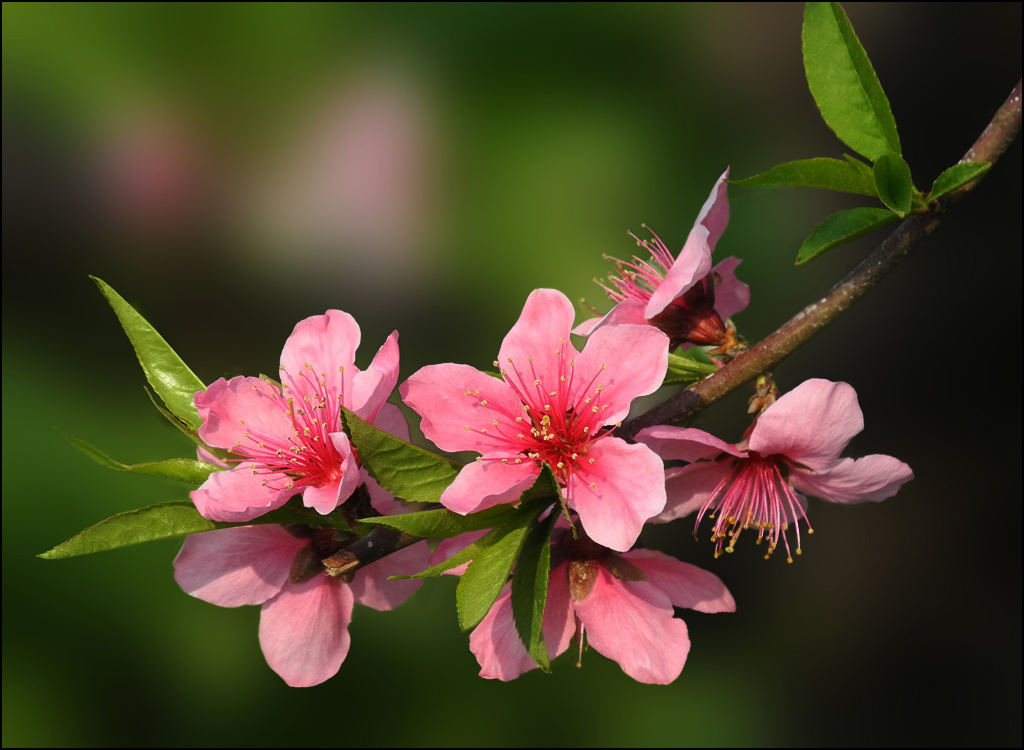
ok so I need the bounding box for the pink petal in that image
[195,377,293,451]
[696,167,731,253]
[279,310,359,412]
[428,529,489,576]
[196,445,229,469]
[440,460,539,514]
[655,460,735,523]
[349,540,428,610]
[350,331,400,423]
[573,323,668,424]
[299,432,360,514]
[497,289,582,393]
[542,561,576,661]
[259,575,354,687]
[173,525,301,606]
[190,464,294,522]
[570,299,648,338]
[400,364,525,454]
[710,256,750,322]
[574,567,690,685]
[624,549,735,613]
[788,454,913,504]
[372,402,411,442]
[570,438,665,552]
[749,379,864,470]
[636,425,746,462]
[469,584,539,681]
[363,469,405,516]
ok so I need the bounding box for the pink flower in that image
[400,289,669,552]
[191,310,401,522]
[174,524,428,687]
[469,537,735,684]
[636,379,914,561]
[574,169,750,348]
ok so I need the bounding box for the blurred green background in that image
[3,3,1020,746]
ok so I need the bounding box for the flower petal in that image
[196,445,229,469]
[542,561,576,661]
[400,364,525,454]
[469,584,538,681]
[788,454,913,504]
[279,310,359,413]
[574,567,690,684]
[710,256,750,322]
[497,289,581,393]
[259,575,354,687]
[299,432,360,514]
[749,379,864,470]
[573,323,668,424]
[372,402,411,442]
[173,525,301,606]
[570,438,665,552]
[636,424,745,462]
[696,167,731,253]
[190,464,294,522]
[429,529,489,576]
[195,377,293,451]
[624,549,735,613]
[349,541,428,611]
[350,331,400,423]
[440,460,539,514]
[655,460,735,523]
[570,299,647,338]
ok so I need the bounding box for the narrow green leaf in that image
[360,505,517,539]
[93,277,205,430]
[456,500,549,631]
[872,153,913,216]
[665,351,717,385]
[730,158,877,197]
[341,406,463,503]
[796,207,899,264]
[64,435,218,487]
[38,500,340,560]
[511,509,559,671]
[929,162,991,202]
[803,2,901,160]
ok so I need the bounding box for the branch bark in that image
[618,79,1022,441]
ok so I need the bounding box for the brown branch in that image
[619,79,1022,441]
[321,526,422,578]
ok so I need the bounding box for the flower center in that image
[695,453,813,563]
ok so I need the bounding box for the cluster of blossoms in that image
[175,171,912,687]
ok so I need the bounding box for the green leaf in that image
[511,509,559,671]
[872,153,913,216]
[929,162,991,202]
[64,434,218,487]
[796,207,900,265]
[456,500,550,631]
[341,406,463,503]
[93,277,205,430]
[38,501,341,560]
[665,351,717,385]
[730,158,877,197]
[360,505,517,539]
[803,2,901,161]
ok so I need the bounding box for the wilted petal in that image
[400,364,525,454]
[573,323,668,423]
[195,377,293,450]
[710,256,750,322]
[350,331,400,423]
[440,460,539,514]
[574,568,690,684]
[173,525,300,606]
[349,540,428,611]
[625,549,735,613]
[636,425,745,462]
[749,379,864,470]
[570,438,665,552]
[655,460,735,523]
[789,454,913,504]
[190,464,294,522]
[259,575,354,687]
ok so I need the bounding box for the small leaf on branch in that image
[92,277,206,430]
[665,351,717,385]
[803,2,901,161]
[341,406,463,503]
[64,434,218,487]
[511,509,559,671]
[730,158,878,197]
[872,153,914,216]
[38,501,339,560]
[359,505,517,539]
[929,162,992,202]
[795,207,899,265]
